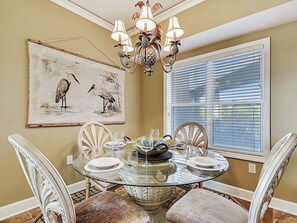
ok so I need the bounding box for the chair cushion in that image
[166,189,248,223]
[75,191,149,223]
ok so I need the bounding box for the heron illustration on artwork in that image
[87,84,118,114]
[55,73,80,111]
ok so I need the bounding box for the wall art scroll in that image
[28,39,125,127]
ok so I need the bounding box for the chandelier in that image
[111,0,184,76]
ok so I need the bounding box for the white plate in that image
[88,157,120,169]
[104,141,126,148]
[187,160,225,171]
[190,156,220,167]
[84,161,124,173]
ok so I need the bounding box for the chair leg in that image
[85,178,90,199]
[31,213,43,223]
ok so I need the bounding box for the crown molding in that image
[154,0,205,24]
[50,0,114,31]
[127,0,205,35]
[50,0,205,35]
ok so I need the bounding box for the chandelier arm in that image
[123,46,143,74]
[144,47,147,64]
[154,48,174,73]
[156,49,176,69]
[120,55,138,71]
[120,56,137,69]
[161,63,173,73]
[124,56,140,74]
[125,64,139,74]
[130,46,143,66]
[132,46,143,65]
[119,46,142,69]
[120,57,133,69]
[155,48,168,68]
[164,54,177,67]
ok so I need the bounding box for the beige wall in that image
[173,0,290,39]
[141,20,297,202]
[0,0,143,206]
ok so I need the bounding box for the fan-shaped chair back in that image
[248,133,297,222]
[77,121,112,153]
[8,134,75,223]
[173,122,208,150]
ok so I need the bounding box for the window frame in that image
[164,38,270,162]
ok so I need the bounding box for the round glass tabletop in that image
[72,144,229,187]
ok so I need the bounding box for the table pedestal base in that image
[146,207,169,223]
[124,185,175,211]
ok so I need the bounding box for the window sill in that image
[209,148,265,163]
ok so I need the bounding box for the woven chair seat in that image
[70,191,149,223]
[166,189,248,223]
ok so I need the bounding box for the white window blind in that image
[165,38,270,161]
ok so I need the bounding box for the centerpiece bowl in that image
[134,138,169,156]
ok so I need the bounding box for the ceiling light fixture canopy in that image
[111,0,184,76]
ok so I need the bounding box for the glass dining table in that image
[72,142,229,222]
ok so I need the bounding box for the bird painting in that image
[87,84,117,114]
[55,73,80,111]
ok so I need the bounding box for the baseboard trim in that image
[203,181,297,216]
[67,180,85,194]
[0,180,85,220]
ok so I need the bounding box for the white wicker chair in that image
[8,134,149,223]
[77,121,116,199]
[173,122,208,189]
[166,133,297,223]
[173,122,208,156]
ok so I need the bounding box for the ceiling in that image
[50,0,204,34]
[50,0,297,55]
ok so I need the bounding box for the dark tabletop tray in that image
[133,151,173,162]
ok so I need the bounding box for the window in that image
[164,38,270,162]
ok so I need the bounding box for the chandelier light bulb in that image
[166,16,184,40]
[111,20,129,42]
[163,37,173,53]
[122,38,134,53]
[136,5,156,32]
